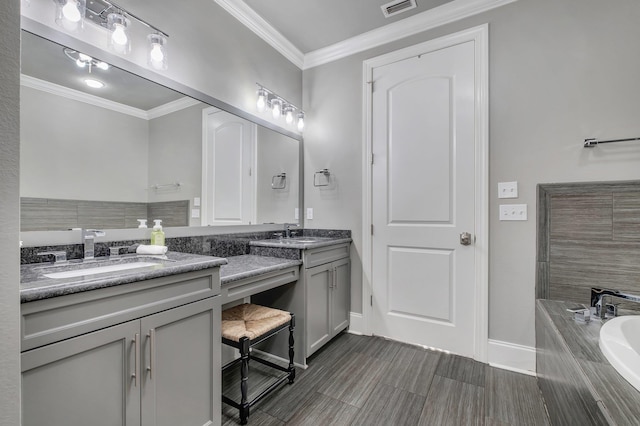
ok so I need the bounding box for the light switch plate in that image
[191,209,200,218]
[306,208,313,220]
[193,197,201,207]
[499,204,527,221]
[498,181,518,199]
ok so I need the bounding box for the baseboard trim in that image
[347,312,365,335]
[488,339,536,376]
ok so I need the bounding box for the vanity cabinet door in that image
[331,257,351,335]
[21,320,141,426]
[305,263,332,355]
[140,297,221,426]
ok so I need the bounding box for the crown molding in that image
[21,75,199,120]
[214,0,516,70]
[147,97,202,119]
[21,74,149,119]
[213,0,305,68]
[304,0,518,69]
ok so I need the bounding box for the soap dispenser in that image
[137,219,148,229]
[150,219,165,246]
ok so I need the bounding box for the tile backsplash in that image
[537,181,640,308]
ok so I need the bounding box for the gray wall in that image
[21,86,150,202]
[256,126,299,224]
[0,0,21,422]
[302,0,640,347]
[148,103,205,226]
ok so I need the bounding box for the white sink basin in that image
[599,315,640,392]
[44,262,159,279]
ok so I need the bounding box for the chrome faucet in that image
[284,223,299,238]
[82,229,105,260]
[590,287,640,320]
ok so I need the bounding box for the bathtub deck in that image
[537,299,640,425]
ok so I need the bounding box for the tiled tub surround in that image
[536,300,640,425]
[537,181,640,306]
[20,252,227,303]
[20,229,351,264]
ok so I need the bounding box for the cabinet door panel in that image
[306,264,332,355]
[331,258,351,335]
[21,321,140,426]
[140,297,220,426]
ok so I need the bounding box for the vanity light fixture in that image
[54,0,86,31]
[147,33,168,70]
[51,0,169,69]
[64,48,109,71]
[107,12,131,54]
[255,84,306,132]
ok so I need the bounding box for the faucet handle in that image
[37,251,67,264]
[108,246,129,257]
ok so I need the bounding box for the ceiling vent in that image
[381,0,417,18]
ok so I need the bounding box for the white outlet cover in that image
[306,207,313,220]
[499,204,527,221]
[294,208,299,220]
[498,181,518,199]
[191,209,200,218]
[193,197,201,207]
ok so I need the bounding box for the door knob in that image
[460,232,472,246]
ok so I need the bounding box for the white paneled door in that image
[202,108,257,226]
[370,39,478,357]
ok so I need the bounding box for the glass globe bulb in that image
[297,113,305,131]
[285,108,294,124]
[150,43,164,62]
[62,0,81,22]
[256,89,267,112]
[111,24,128,46]
[272,99,282,119]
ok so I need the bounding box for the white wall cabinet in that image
[20,269,221,426]
[304,245,351,357]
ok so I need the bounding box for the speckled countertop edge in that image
[249,237,352,249]
[220,255,302,284]
[20,252,227,303]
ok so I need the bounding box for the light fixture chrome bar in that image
[256,83,303,113]
[584,137,640,148]
[86,0,168,37]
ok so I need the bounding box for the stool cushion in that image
[222,303,291,342]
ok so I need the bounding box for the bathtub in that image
[599,315,640,392]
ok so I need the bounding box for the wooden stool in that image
[221,303,295,425]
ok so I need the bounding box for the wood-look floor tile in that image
[285,393,358,426]
[380,344,441,396]
[435,354,486,387]
[351,382,426,426]
[419,375,484,426]
[316,351,388,408]
[222,406,284,426]
[352,335,403,361]
[485,367,550,426]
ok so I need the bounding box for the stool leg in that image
[239,337,250,425]
[288,314,296,384]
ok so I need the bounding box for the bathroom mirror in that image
[19,30,300,231]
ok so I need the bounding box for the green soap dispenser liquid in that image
[150,219,165,246]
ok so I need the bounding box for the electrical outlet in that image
[191,209,200,218]
[499,204,527,221]
[294,208,299,220]
[306,207,313,220]
[498,181,518,199]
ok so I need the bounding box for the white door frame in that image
[361,24,489,362]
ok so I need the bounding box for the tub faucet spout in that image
[591,287,640,320]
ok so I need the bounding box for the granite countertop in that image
[220,255,302,284]
[249,236,352,249]
[20,252,227,303]
[537,299,640,423]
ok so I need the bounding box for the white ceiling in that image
[241,0,454,53]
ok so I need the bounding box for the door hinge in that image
[368,80,374,92]
[370,153,375,165]
[370,295,373,306]
[371,224,374,235]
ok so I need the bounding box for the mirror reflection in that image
[19,31,299,231]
